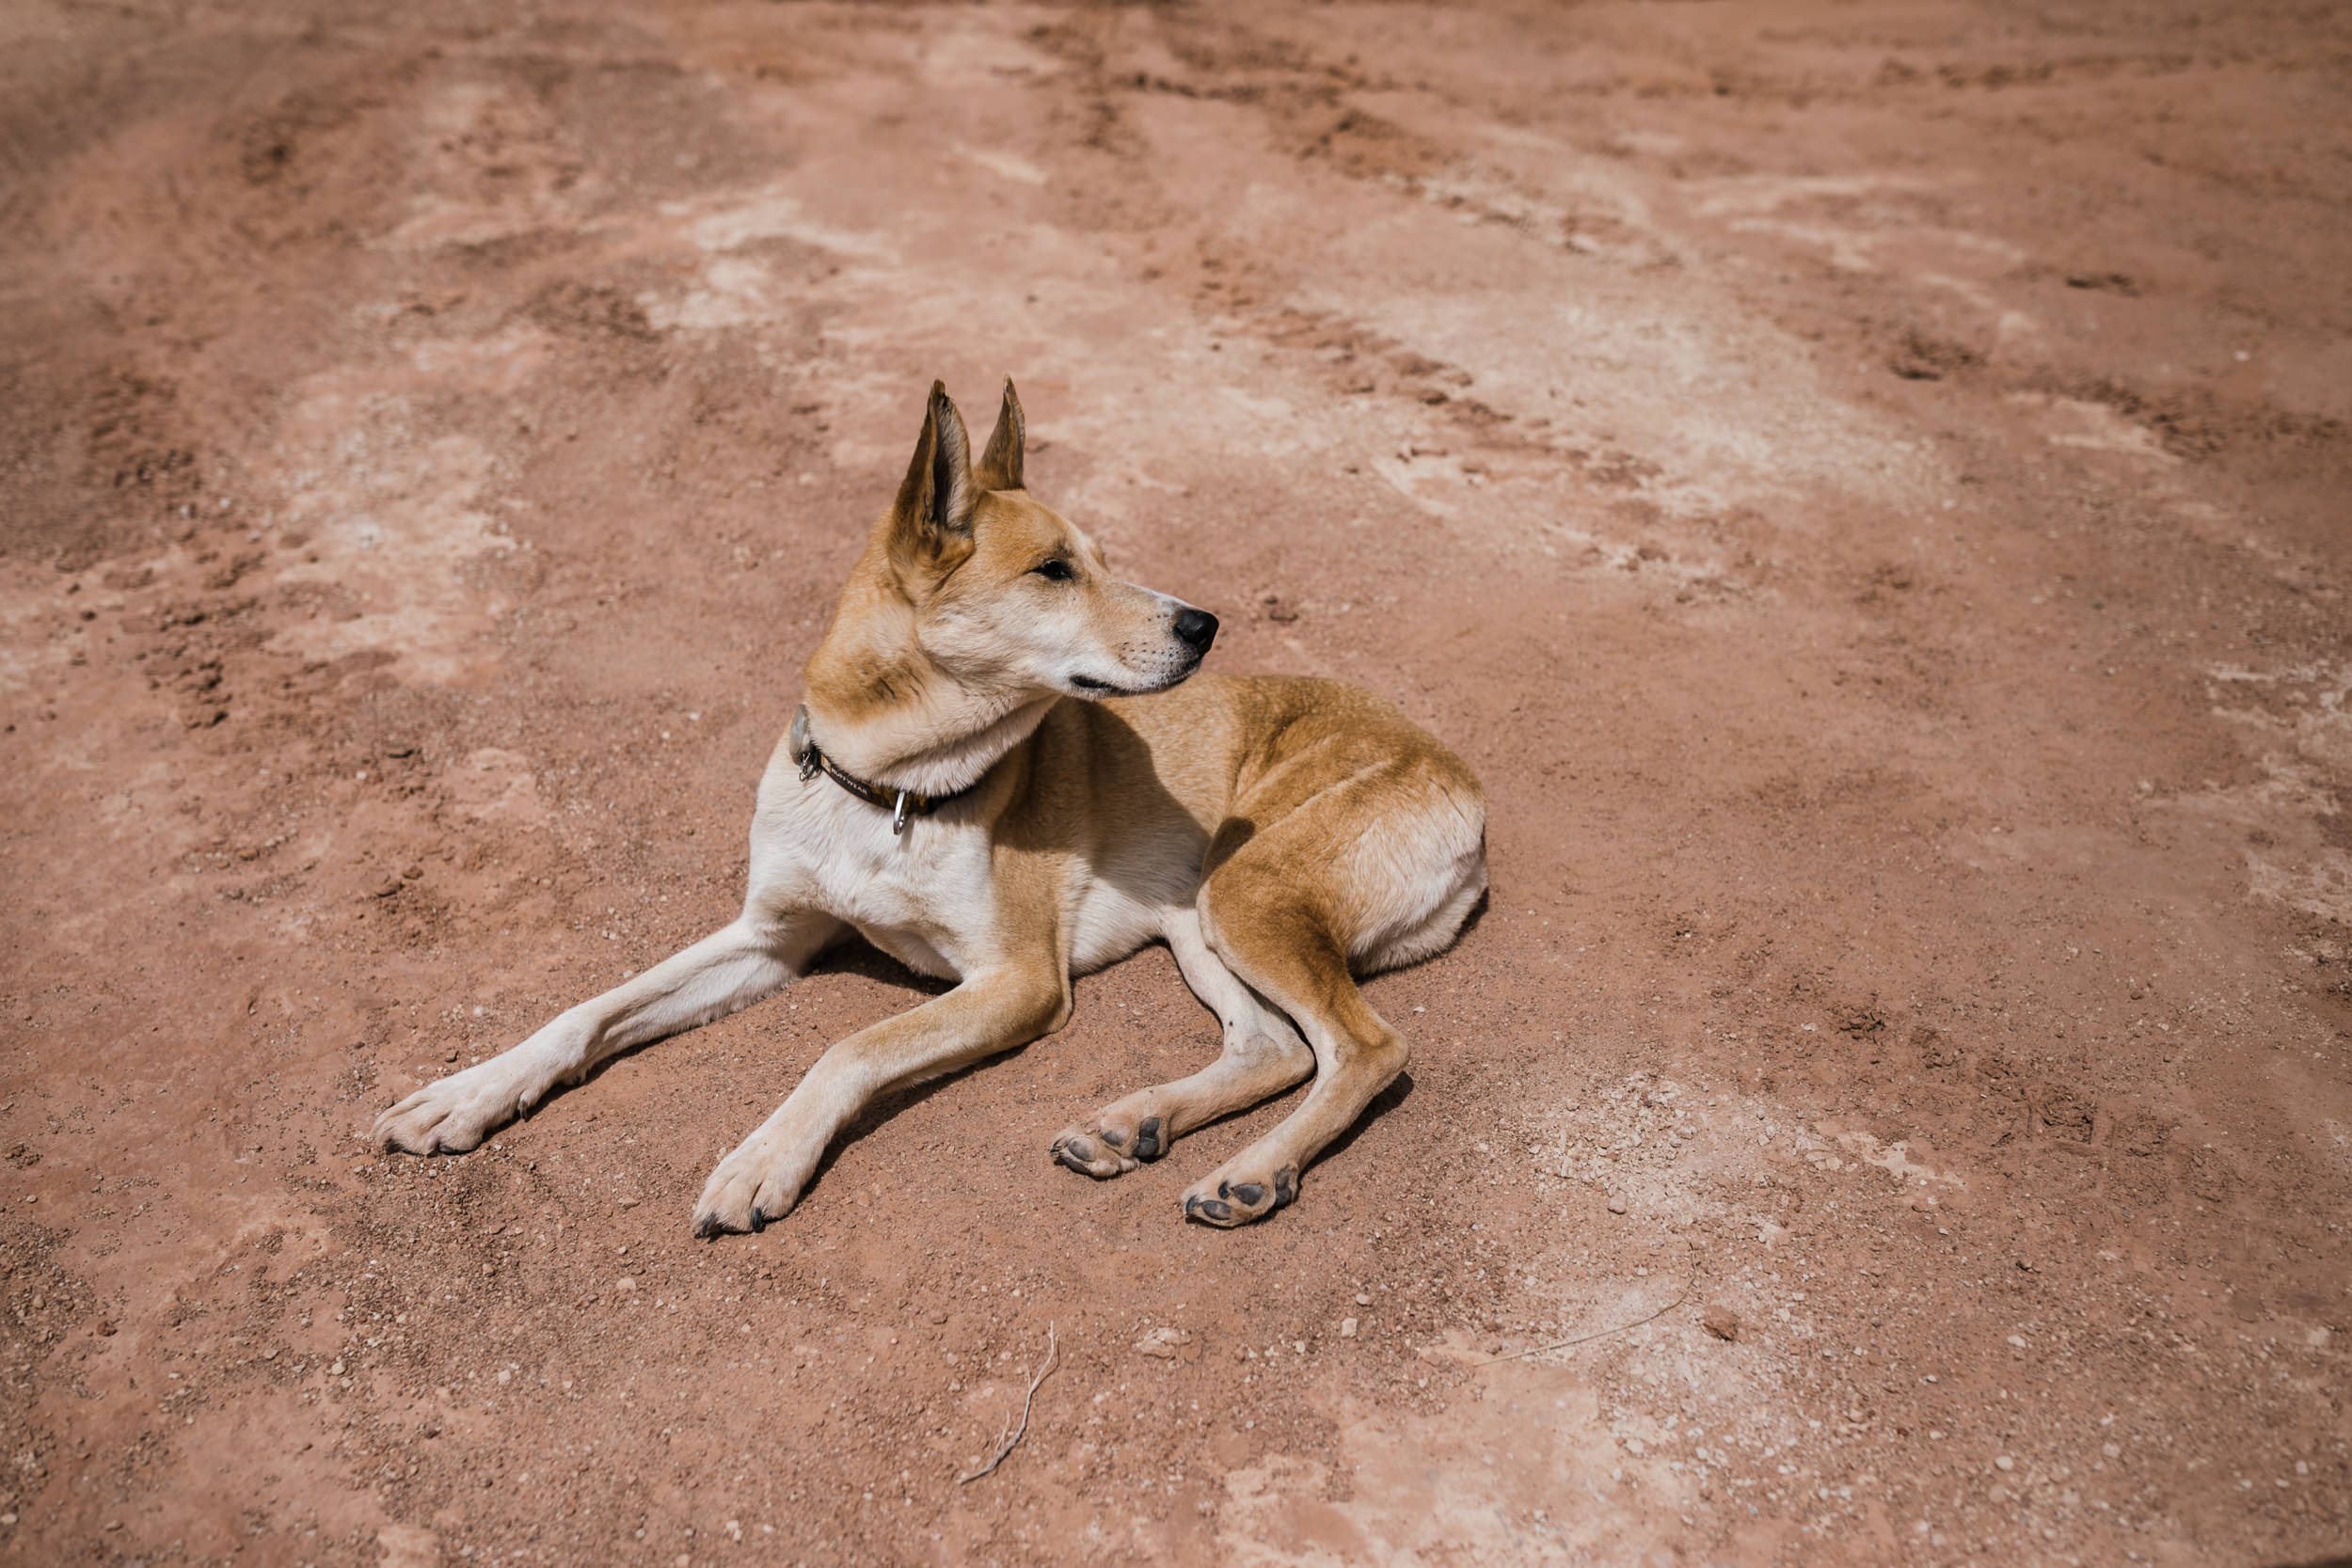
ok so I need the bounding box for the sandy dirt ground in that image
[5,2,2351,1565]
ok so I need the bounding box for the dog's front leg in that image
[374,908,840,1155]
[692,964,1068,1235]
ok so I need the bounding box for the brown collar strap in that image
[788,706,981,836]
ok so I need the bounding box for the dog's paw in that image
[1049,1113,1169,1180]
[1180,1160,1299,1228]
[691,1130,821,1238]
[374,1056,549,1154]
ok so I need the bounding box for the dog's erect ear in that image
[888,380,977,578]
[973,378,1025,493]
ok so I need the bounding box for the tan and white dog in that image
[374,381,1487,1232]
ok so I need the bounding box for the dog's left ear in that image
[888,381,977,579]
[973,378,1025,493]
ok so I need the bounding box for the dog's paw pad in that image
[1181,1164,1298,1227]
[1053,1101,1180,1179]
[1050,1123,1139,1180]
[1133,1116,1166,1161]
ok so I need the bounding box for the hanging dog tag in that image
[790,706,819,781]
[892,790,913,836]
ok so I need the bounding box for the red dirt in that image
[5,3,2350,1565]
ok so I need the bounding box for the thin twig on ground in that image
[958,1323,1059,1483]
[1474,1247,1699,1367]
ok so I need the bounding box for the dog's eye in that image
[1031,559,1075,582]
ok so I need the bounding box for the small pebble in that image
[1606,1196,1627,1215]
[1994,1455,2015,1471]
[1340,1318,1359,1338]
[1701,1307,1741,1342]
[615,1276,637,1292]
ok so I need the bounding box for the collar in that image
[788,705,985,836]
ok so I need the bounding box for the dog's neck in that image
[800,687,1053,799]
[800,605,1053,798]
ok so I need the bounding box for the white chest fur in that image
[750,773,1001,979]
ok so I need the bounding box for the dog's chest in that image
[769,792,998,978]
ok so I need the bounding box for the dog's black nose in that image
[1173,607,1218,653]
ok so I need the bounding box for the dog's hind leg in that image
[1175,879,1410,1227]
[373,906,840,1155]
[1049,908,1312,1178]
[1166,751,1485,1227]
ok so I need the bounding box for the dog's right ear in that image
[888,380,977,581]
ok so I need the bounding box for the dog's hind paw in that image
[1049,1117,1157,1180]
[1180,1162,1299,1227]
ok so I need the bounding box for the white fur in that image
[749,752,1006,978]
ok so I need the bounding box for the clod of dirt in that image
[2064,271,2139,295]
[1887,329,1983,381]
[1137,1326,1192,1359]
[1702,1307,1741,1342]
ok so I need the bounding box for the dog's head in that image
[802,381,1217,786]
[870,379,1216,701]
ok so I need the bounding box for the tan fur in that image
[374,380,1486,1232]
